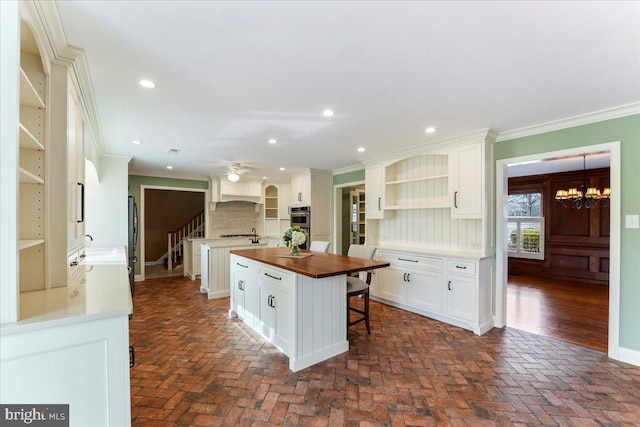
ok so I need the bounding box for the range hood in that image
[210,175,263,211]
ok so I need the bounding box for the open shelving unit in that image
[384,154,450,210]
[18,21,47,292]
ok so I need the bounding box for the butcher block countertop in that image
[229,247,390,279]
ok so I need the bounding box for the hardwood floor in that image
[507,275,609,352]
[129,275,640,426]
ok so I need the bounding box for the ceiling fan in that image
[224,162,254,182]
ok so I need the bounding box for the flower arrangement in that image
[283,226,308,256]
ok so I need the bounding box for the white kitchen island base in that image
[229,254,349,372]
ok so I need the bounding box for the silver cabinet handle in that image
[236,262,248,268]
[398,258,418,263]
[455,265,467,270]
[454,191,458,208]
[448,280,452,291]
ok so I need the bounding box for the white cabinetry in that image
[451,143,482,218]
[221,180,262,198]
[372,250,493,335]
[66,79,85,254]
[364,163,384,219]
[290,174,311,207]
[289,169,332,243]
[183,239,203,280]
[230,256,257,326]
[377,252,443,313]
[257,265,294,355]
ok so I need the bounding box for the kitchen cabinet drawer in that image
[447,259,476,276]
[259,265,294,291]
[379,251,443,271]
[232,257,258,275]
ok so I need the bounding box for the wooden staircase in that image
[167,210,205,270]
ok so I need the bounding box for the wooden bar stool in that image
[346,245,377,334]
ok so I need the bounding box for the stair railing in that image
[167,210,205,270]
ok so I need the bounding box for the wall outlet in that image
[625,214,639,229]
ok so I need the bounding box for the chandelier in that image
[554,155,610,209]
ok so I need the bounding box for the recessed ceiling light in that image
[262,176,268,180]
[279,167,285,171]
[268,138,277,144]
[139,79,156,89]
[425,127,436,134]
[166,165,173,170]
[131,140,142,145]
[357,147,365,153]
[322,109,334,117]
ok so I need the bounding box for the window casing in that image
[507,192,544,260]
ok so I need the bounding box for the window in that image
[507,192,544,259]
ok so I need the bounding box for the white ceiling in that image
[54,1,640,180]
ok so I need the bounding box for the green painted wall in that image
[494,114,640,351]
[333,169,364,186]
[128,175,209,275]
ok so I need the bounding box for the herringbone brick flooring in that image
[129,276,640,427]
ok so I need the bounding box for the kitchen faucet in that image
[251,228,259,244]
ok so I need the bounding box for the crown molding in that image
[34,1,107,160]
[359,128,495,165]
[496,102,640,142]
[332,164,365,175]
[129,169,210,182]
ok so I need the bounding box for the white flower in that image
[291,231,307,246]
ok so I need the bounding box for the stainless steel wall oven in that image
[289,206,310,249]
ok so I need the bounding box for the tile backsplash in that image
[208,201,262,237]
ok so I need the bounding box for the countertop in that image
[230,247,390,279]
[1,247,133,335]
[199,239,269,248]
[375,244,493,260]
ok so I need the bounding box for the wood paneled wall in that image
[508,168,610,285]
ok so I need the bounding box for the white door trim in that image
[495,141,621,360]
[139,185,209,281]
[333,180,365,255]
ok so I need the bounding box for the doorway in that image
[333,180,365,255]
[496,141,621,359]
[139,185,208,281]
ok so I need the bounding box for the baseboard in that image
[208,290,230,300]
[145,259,165,266]
[617,346,640,367]
[134,274,142,282]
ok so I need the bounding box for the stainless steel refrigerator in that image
[128,195,138,295]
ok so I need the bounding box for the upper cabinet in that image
[289,169,332,242]
[365,164,383,219]
[451,143,482,218]
[290,174,311,207]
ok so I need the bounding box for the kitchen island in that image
[229,247,389,372]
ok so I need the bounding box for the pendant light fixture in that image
[554,155,610,209]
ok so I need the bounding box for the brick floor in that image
[129,275,640,426]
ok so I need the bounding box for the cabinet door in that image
[446,274,476,321]
[365,164,384,219]
[291,175,311,207]
[406,269,443,314]
[258,283,276,341]
[451,143,482,218]
[379,265,406,303]
[278,183,291,218]
[67,81,83,252]
[272,288,293,356]
[234,272,256,326]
